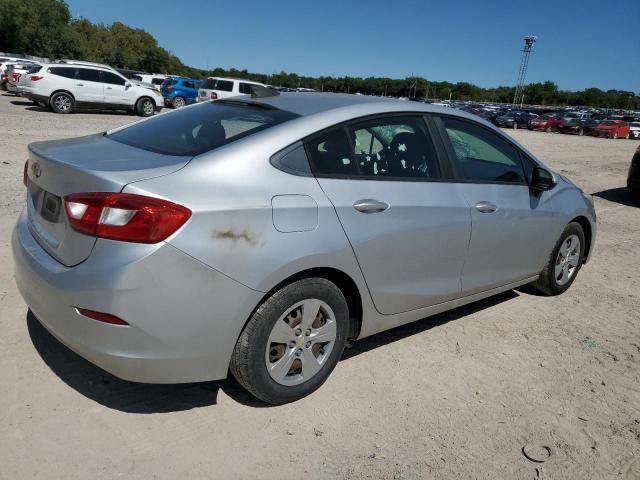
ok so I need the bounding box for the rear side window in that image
[48,67,76,79]
[306,116,441,180]
[441,117,526,184]
[108,101,299,156]
[77,68,101,82]
[28,65,42,74]
[152,78,164,85]
[215,80,233,92]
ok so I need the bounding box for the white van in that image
[196,77,266,101]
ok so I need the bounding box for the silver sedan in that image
[13,91,596,404]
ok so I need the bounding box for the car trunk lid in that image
[26,133,191,266]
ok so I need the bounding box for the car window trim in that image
[303,112,449,183]
[432,114,531,186]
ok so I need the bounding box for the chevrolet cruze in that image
[13,90,596,404]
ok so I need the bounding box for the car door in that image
[307,115,472,315]
[436,116,551,295]
[100,71,130,106]
[74,68,104,104]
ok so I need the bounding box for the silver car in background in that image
[13,91,596,404]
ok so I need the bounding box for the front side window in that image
[442,117,526,184]
[306,116,441,180]
[101,71,126,86]
[239,83,254,94]
[108,101,299,156]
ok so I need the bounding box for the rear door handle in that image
[353,199,390,213]
[474,201,497,213]
[76,83,84,86]
[105,86,113,90]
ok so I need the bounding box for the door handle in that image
[105,86,113,90]
[76,83,84,86]
[353,199,390,213]
[474,201,497,213]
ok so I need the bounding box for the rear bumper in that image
[12,210,262,383]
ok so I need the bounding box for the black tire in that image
[49,91,74,114]
[135,97,155,117]
[530,222,585,296]
[172,96,186,108]
[230,277,349,405]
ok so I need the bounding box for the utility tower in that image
[513,35,537,106]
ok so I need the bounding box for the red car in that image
[528,115,565,132]
[591,120,631,139]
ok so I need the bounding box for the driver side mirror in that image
[530,166,556,192]
[125,82,131,88]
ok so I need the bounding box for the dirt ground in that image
[0,93,638,480]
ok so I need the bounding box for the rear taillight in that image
[63,193,191,243]
[210,91,218,100]
[29,75,44,81]
[11,72,19,81]
[23,160,28,186]
[165,86,174,92]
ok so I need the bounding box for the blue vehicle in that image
[160,77,202,108]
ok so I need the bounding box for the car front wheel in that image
[530,222,585,296]
[230,277,349,405]
[136,97,155,117]
[172,96,186,108]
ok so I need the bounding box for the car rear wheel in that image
[230,277,349,405]
[172,96,186,108]
[135,97,155,117]
[50,92,74,114]
[530,222,585,296]
[624,132,630,140]
[578,128,584,136]
[545,126,552,133]
[611,132,618,139]
[512,122,518,129]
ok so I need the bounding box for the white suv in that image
[21,62,164,116]
[196,77,266,102]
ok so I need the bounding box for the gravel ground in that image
[0,93,638,480]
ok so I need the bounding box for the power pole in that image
[513,35,537,107]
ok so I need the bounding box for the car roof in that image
[242,92,440,117]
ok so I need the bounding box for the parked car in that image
[197,77,266,101]
[557,118,600,136]
[5,62,41,93]
[20,62,164,116]
[130,73,166,88]
[495,111,538,129]
[629,122,640,139]
[13,92,596,404]
[628,144,640,200]
[528,115,565,132]
[590,120,631,139]
[160,76,202,108]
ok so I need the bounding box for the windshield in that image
[108,101,299,156]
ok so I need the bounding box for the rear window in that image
[161,78,176,87]
[107,101,299,156]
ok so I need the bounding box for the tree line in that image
[1,0,638,109]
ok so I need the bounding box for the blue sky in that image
[65,0,639,92]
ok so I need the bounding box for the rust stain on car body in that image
[213,229,257,246]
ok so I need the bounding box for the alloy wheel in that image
[55,95,71,111]
[265,299,337,386]
[554,234,581,286]
[142,100,154,115]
